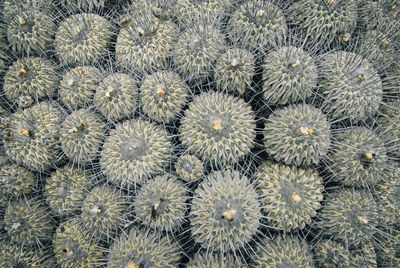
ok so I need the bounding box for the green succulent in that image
[175,154,204,182]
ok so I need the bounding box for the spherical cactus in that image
[7,10,56,55]
[53,219,105,268]
[214,48,256,95]
[0,243,54,268]
[255,161,323,231]
[100,118,172,187]
[313,239,351,268]
[174,24,226,82]
[81,185,128,238]
[227,0,287,52]
[318,188,379,247]
[2,0,53,22]
[134,174,188,233]
[318,51,383,121]
[45,166,92,217]
[358,0,400,35]
[262,46,318,105]
[140,70,190,123]
[251,235,314,267]
[2,101,63,171]
[0,163,36,199]
[93,72,139,121]
[377,98,400,157]
[175,154,204,183]
[288,0,358,45]
[54,13,113,65]
[3,57,58,107]
[187,250,244,268]
[327,127,388,187]
[179,91,256,166]
[190,169,261,253]
[4,198,54,246]
[115,16,178,73]
[60,109,106,164]
[107,227,182,267]
[61,0,107,12]
[263,104,331,166]
[376,228,400,268]
[59,66,102,110]
[349,242,377,268]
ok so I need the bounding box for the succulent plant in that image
[60,109,106,164]
[0,243,50,268]
[54,13,114,65]
[318,188,379,247]
[0,163,36,199]
[313,239,351,268]
[93,72,139,121]
[59,66,102,110]
[349,242,377,268]
[100,118,172,187]
[190,169,261,253]
[134,174,188,233]
[2,101,63,171]
[45,166,92,217]
[251,234,315,267]
[175,154,204,182]
[227,0,287,52]
[318,51,382,121]
[107,227,182,267]
[358,0,400,35]
[262,46,318,105]
[53,219,105,268]
[376,228,400,268]
[140,70,190,122]
[179,91,256,166]
[3,57,58,107]
[327,126,388,187]
[377,98,400,157]
[187,250,244,268]
[263,104,331,166]
[2,0,53,22]
[214,48,256,95]
[255,161,323,231]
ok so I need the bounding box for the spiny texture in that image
[53,219,105,268]
[54,13,113,65]
[4,198,54,246]
[3,57,58,107]
[288,0,357,45]
[2,101,63,171]
[60,109,106,164]
[318,188,379,247]
[377,98,400,157]
[179,91,256,166]
[262,46,317,105]
[81,185,128,238]
[116,17,178,73]
[263,104,331,166]
[251,235,314,267]
[358,0,400,34]
[349,242,377,268]
[227,0,287,52]
[61,0,108,12]
[313,239,350,268]
[100,118,172,187]
[134,174,188,233]
[107,227,181,267]
[175,154,204,182]
[0,163,36,199]
[214,48,256,95]
[187,251,244,268]
[174,24,226,82]
[93,72,138,121]
[45,166,92,217]
[140,70,190,122]
[318,51,382,121]
[0,243,46,268]
[255,161,323,231]
[7,10,56,55]
[2,0,52,22]
[59,66,102,110]
[190,169,261,253]
[376,228,400,267]
[328,127,388,187]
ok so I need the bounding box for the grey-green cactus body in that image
[140,70,190,122]
[0,163,36,199]
[60,109,106,164]
[262,46,318,105]
[255,161,323,231]
[179,91,256,166]
[313,240,351,268]
[100,118,172,186]
[175,154,204,182]
[190,169,261,253]
[187,250,244,268]
[45,166,92,217]
[54,13,113,65]
[263,104,331,166]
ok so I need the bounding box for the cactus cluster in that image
[1,0,400,267]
